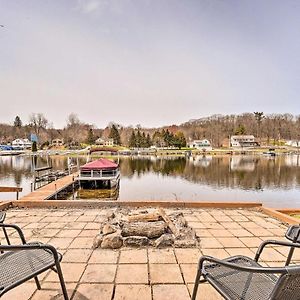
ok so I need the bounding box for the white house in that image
[230,135,259,148]
[95,138,114,147]
[188,139,212,151]
[12,138,32,149]
[285,140,300,147]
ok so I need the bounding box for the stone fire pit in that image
[93,208,199,249]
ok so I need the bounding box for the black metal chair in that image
[0,224,69,299]
[192,239,300,300]
[0,212,10,245]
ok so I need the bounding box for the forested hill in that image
[0,112,299,147]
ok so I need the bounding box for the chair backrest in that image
[270,271,300,299]
[285,225,300,243]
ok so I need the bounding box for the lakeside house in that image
[95,137,114,147]
[230,135,259,148]
[11,138,32,150]
[188,139,212,151]
[51,138,64,147]
[286,140,300,147]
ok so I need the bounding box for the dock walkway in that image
[20,173,77,201]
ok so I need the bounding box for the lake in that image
[0,154,300,208]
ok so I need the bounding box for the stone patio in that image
[0,207,295,300]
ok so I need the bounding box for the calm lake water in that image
[1,154,300,208]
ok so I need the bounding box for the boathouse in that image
[77,158,120,189]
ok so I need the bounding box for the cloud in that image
[76,0,103,13]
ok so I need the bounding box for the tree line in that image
[0,112,300,148]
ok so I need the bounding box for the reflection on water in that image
[0,154,300,207]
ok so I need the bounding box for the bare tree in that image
[29,113,49,136]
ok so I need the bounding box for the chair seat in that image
[0,212,6,223]
[0,243,62,291]
[203,256,278,300]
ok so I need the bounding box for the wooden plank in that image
[127,211,161,223]
[158,208,179,237]
[35,166,52,172]
[0,186,22,193]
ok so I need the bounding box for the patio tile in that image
[73,283,113,300]
[44,263,86,282]
[246,228,273,237]
[76,215,97,222]
[209,229,234,237]
[48,237,74,249]
[180,263,197,283]
[85,223,101,230]
[31,282,77,300]
[226,247,255,257]
[56,229,82,238]
[63,249,92,263]
[81,264,117,283]
[255,248,286,262]
[150,264,183,283]
[217,237,246,248]
[89,249,119,264]
[148,248,177,264]
[239,237,263,248]
[200,237,223,249]
[222,222,243,229]
[69,237,95,248]
[116,264,148,284]
[201,248,229,259]
[78,229,99,237]
[114,285,151,300]
[213,215,232,222]
[187,283,223,299]
[152,284,190,300]
[228,229,253,237]
[65,222,87,230]
[33,228,60,238]
[195,229,213,237]
[1,282,36,300]
[119,249,148,263]
[188,222,206,229]
[175,248,201,264]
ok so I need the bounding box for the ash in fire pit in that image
[92,208,199,249]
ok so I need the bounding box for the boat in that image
[263,148,276,156]
[77,158,120,189]
[0,145,24,156]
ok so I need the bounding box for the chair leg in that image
[3,227,10,245]
[34,277,41,290]
[192,268,202,300]
[55,261,69,300]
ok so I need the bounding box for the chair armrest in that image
[0,223,26,244]
[255,240,300,262]
[0,243,61,261]
[199,255,291,275]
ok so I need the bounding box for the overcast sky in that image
[0,0,300,128]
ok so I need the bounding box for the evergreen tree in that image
[136,129,142,148]
[141,132,147,148]
[86,128,95,145]
[14,116,22,128]
[174,131,186,148]
[129,130,136,148]
[31,141,37,152]
[146,133,152,147]
[108,124,121,145]
[235,124,246,135]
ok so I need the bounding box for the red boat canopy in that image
[80,159,119,171]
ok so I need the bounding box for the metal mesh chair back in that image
[270,273,300,300]
[285,225,300,243]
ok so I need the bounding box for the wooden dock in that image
[20,173,78,201]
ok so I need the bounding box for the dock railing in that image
[0,186,23,200]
